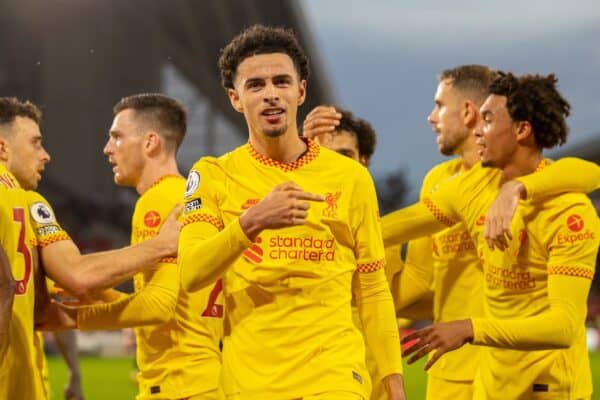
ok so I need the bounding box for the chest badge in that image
[323,192,341,218]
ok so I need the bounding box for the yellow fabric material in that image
[78,176,223,400]
[354,245,403,400]
[354,268,403,380]
[181,142,401,400]
[34,331,50,400]
[425,375,473,400]
[302,392,365,400]
[517,157,600,199]
[0,164,45,399]
[425,162,598,399]
[26,191,71,248]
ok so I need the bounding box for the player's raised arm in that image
[382,202,453,248]
[36,198,181,300]
[180,169,324,292]
[485,157,600,249]
[403,199,600,368]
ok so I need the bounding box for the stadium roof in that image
[0,0,334,239]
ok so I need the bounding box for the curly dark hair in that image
[335,107,377,163]
[218,24,310,90]
[489,72,570,149]
[113,93,187,149]
[0,97,42,130]
[439,65,497,105]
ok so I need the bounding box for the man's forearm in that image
[356,269,404,379]
[382,202,449,248]
[44,236,173,299]
[180,219,251,292]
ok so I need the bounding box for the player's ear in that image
[463,100,478,127]
[297,80,307,106]
[514,120,533,142]
[228,88,243,113]
[144,131,161,154]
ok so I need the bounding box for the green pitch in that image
[48,352,600,399]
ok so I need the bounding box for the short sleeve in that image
[26,191,71,247]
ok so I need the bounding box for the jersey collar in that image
[245,137,320,172]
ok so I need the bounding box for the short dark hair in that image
[0,97,42,132]
[335,108,377,163]
[489,72,570,149]
[218,24,310,90]
[439,65,497,105]
[113,93,187,149]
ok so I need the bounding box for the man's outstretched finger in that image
[295,191,325,202]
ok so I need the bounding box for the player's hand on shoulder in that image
[302,105,341,142]
[155,203,183,256]
[240,182,324,241]
[485,180,526,250]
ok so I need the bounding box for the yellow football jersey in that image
[425,161,599,399]
[0,163,44,399]
[181,140,402,400]
[407,158,483,384]
[77,175,224,400]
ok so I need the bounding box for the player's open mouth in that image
[262,108,284,123]
[262,108,284,116]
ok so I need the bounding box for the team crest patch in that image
[323,192,341,218]
[30,202,55,224]
[184,171,200,198]
[144,211,161,228]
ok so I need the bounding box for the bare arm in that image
[42,204,181,300]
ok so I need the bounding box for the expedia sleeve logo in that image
[143,211,161,228]
[557,214,596,245]
[185,199,202,213]
[30,202,56,224]
[184,171,200,198]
